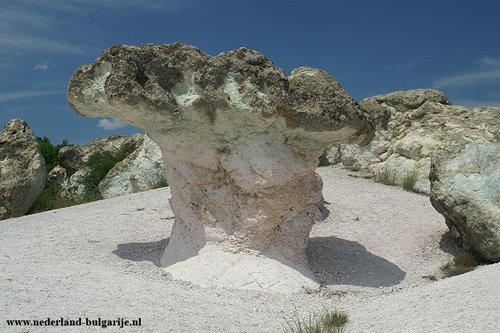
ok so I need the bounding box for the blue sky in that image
[0,0,499,144]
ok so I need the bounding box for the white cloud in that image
[479,57,500,67]
[0,7,82,54]
[10,0,185,12]
[0,90,60,102]
[433,56,500,88]
[450,97,500,108]
[0,0,186,55]
[393,57,425,71]
[433,70,500,88]
[34,61,54,71]
[97,118,127,130]
[0,34,82,54]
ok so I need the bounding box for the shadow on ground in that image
[307,236,406,288]
[113,238,169,266]
[114,236,406,288]
[439,231,461,255]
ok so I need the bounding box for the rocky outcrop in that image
[48,134,142,200]
[0,119,46,219]
[67,43,374,292]
[430,144,500,262]
[99,135,165,199]
[332,89,500,193]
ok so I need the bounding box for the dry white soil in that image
[1,166,499,332]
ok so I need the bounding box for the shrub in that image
[29,139,139,213]
[282,309,349,333]
[81,143,138,201]
[152,175,168,189]
[27,183,86,214]
[343,165,361,172]
[28,137,73,214]
[453,252,479,267]
[422,275,437,281]
[36,136,70,171]
[318,150,331,167]
[373,166,399,186]
[321,311,349,333]
[401,169,420,192]
[440,252,478,278]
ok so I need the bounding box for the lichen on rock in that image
[47,134,143,201]
[430,143,500,262]
[68,43,374,292]
[0,119,46,219]
[330,89,500,193]
[99,135,166,199]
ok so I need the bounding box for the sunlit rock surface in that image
[68,43,374,292]
[99,135,166,199]
[430,144,500,262]
[331,89,499,193]
[0,119,46,219]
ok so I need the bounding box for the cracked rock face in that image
[332,89,500,194]
[99,135,166,199]
[68,43,373,292]
[430,144,500,262]
[47,134,142,201]
[0,119,46,219]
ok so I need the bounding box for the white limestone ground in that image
[1,166,499,333]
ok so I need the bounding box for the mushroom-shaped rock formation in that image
[68,43,374,292]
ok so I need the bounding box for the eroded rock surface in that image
[0,119,46,219]
[331,89,500,193]
[430,144,500,262]
[68,43,374,292]
[48,134,142,200]
[99,135,166,199]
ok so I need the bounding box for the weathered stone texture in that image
[99,135,165,199]
[48,134,142,200]
[430,144,500,262]
[0,119,46,219]
[68,43,374,291]
[332,89,499,193]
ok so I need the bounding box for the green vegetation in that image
[28,138,74,214]
[81,143,138,201]
[343,165,361,172]
[373,166,421,193]
[304,285,349,298]
[27,183,86,214]
[422,274,438,281]
[401,169,420,192]
[29,139,139,214]
[440,252,478,278]
[373,166,399,186]
[152,175,168,189]
[36,136,70,171]
[282,309,349,333]
[318,150,332,167]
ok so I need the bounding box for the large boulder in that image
[99,135,166,199]
[430,144,500,262]
[0,119,46,219]
[67,43,374,292]
[48,134,142,200]
[332,89,499,193]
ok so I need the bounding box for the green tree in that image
[36,136,70,171]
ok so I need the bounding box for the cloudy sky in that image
[0,0,499,144]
